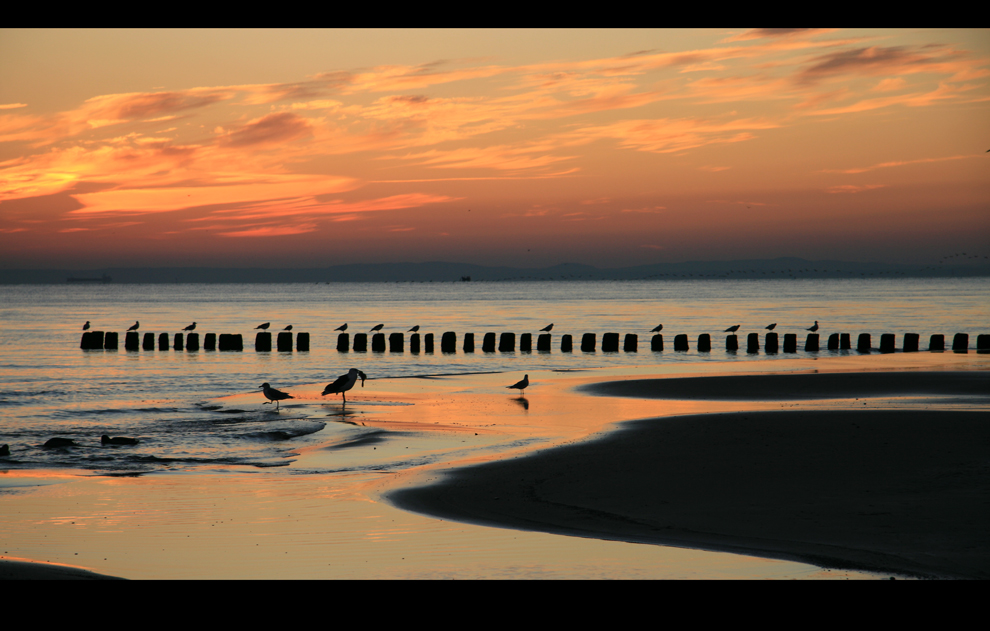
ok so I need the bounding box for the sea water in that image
[0,278,987,476]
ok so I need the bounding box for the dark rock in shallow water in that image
[44,438,77,448]
[101,435,139,446]
[0,444,10,456]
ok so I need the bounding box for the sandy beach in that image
[3,352,988,579]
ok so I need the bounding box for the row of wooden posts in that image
[83,330,988,353]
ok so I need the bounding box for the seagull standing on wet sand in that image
[127,321,139,331]
[260,383,293,410]
[256,322,270,330]
[507,374,530,393]
[724,325,741,334]
[650,324,663,332]
[322,368,367,403]
[539,324,553,332]
[807,321,820,333]
[183,322,196,331]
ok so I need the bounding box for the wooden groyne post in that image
[903,333,919,352]
[296,332,309,352]
[698,334,711,352]
[218,334,243,351]
[726,334,738,352]
[978,334,990,351]
[602,333,619,352]
[880,334,895,353]
[561,334,573,352]
[143,332,156,351]
[764,332,778,354]
[581,333,596,352]
[857,333,871,353]
[929,334,944,351]
[805,333,819,352]
[537,333,552,351]
[624,334,637,352]
[674,334,688,351]
[125,331,139,351]
[651,334,663,351]
[186,333,200,351]
[371,333,386,352]
[173,333,184,351]
[424,333,434,353]
[520,333,532,352]
[442,332,457,353]
[158,333,169,351]
[783,333,796,353]
[827,333,839,350]
[499,332,515,352]
[204,333,216,351]
[462,332,474,353]
[952,333,968,352]
[747,333,759,353]
[277,331,293,352]
[353,333,368,352]
[482,332,496,352]
[389,332,403,353]
[256,332,272,352]
[410,333,421,353]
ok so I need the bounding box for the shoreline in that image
[388,368,990,579]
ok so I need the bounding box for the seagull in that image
[127,321,139,331]
[724,325,741,334]
[183,322,196,331]
[507,374,530,393]
[260,383,293,410]
[101,435,138,446]
[807,321,819,333]
[321,368,367,403]
[539,324,553,332]
[370,324,384,332]
[650,324,663,332]
[283,325,293,331]
[765,323,777,331]
[335,324,348,331]
[256,322,270,330]
[83,321,91,331]
[408,325,420,332]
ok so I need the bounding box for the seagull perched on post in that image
[83,321,91,331]
[127,321,139,331]
[765,323,777,331]
[539,324,553,332]
[370,324,384,332]
[256,322,270,330]
[183,322,196,331]
[507,374,530,393]
[408,325,420,332]
[335,324,348,331]
[807,321,819,333]
[650,324,663,332]
[724,325,741,334]
[283,325,293,331]
[321,368,367,403]
[259,382,293,410]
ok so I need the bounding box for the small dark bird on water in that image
[102,435,138,446]
[765,323,777,331]
[650,324,663,332]
[370,324,384,332]
[43,437,77,448]
[408,326,420,332]
[807,321,819,333]
[127,321,139,331]
[183,322,196,331]
[507,374,530,393]
[539,324,554,332]
[335,324,348,331]
[322,368,367,403]
[256,322,270,330]
[283,325,293,331]
[259,383,293,410]
[724,325,741,334]
[83,321,91,331]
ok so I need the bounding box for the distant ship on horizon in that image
[67,274,112,283]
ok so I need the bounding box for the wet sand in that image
[389,366,990,580]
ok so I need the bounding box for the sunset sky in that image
[1,28,987,270]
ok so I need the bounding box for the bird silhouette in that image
[83,321,90,331]
[335,324,348,331]
[408,325,420,332]
[765,323,777,331]
[321,368,367,403]
[807,321,820,333]
[101,435,138,446]
[256,322,270,330]
[724,325,741,334]
[283,325,293,331]
[507,374,530,393]
[259,383,293,410]
[539,324,554,332]
[650,324,663,332]
[370,324,384,332]
[127,321,139,331]
[183,322,196,331]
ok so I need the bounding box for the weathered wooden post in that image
[410,333,421,353]
[389,332,403,353]
[482,332,496,352]
[81,331,104,349]
[296,332,309,351]
[674,334,689,351]
[726,334,738,351]
[624,334,638,352]
[697,334,711,352]
[857,333,871,353]
[805,333,819,352]
[219,334,243,351]
[840,333,851,350]
[902,333,919,352]
[880,334,895,353]
[158,332,169,351]
[765,332,778,353]
[602,332,619,352]
[747,333,759,353]
[581,333,596,352]
[952,333,968,352]
[499,332,515,352]
[462,333,474,353]
[371,333,385,352]
[441,332,457,353]
[104,332,118,350]
[186,333,200,351]
[353,333,368,352]
[256,332,272,352]
[651,334,663,351]
[204,333,216,351]
[125,331,139,351]
[929,334,944,351]
[561,334,573,352]
[520,333,532,352]
[424,333,434,353]
[143,332,156,351]
[827,333,839,350]
[978,334,990,351]
[173,333,184,351]
[277,331,293,352]
[537,333,551,351]
[783,333,797,353]
[337,333,350,352]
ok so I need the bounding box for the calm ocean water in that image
[1,278,987,475]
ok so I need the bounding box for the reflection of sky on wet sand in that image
[6,352,983,579]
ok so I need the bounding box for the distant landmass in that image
[1,257,988,284]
